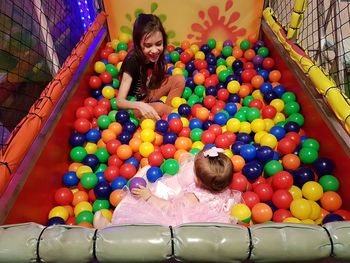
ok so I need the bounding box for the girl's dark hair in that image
[194,151,234,192]
[132,13,167,90]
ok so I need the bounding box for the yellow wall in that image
[103,0,264,45]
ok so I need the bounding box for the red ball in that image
[54,187,74,206]
[242,191,260,209]
[84,97,98,108]
[88,189,97,202]
[180,51,191,64]
[199,69,210,79]
[89,76,102,89]
[99,72,113,84]
[108,155,123,167]
[214,134,231,149]
[76,106,93,120]
[271,171,294,190]
[211,104,224,114]
[208,124,222,136]
[74,118,91,133]
[241,69,256,83]
[334,209,350,221]
[249,99,264,110]
[161,144,176,159]
[204,76,218,88]
[194,59,208,70]
[168,118,183,134]
[148,151,164,167]
[217,89,230,102]
[93,105,109,118]
[285,132,301,146]
[201,130,216,144]
[179,127,191,137]
[244,61,255,70]
[106,139,121,154]
[98,98,112,111]
[254,183,273,202]
[272,208,292,223]
[277,138,297,155]
[262,57,275,70]
[203,95,217,109]
[223,131,236,144]
[119,163,137,180]
[230,172,248,192]
[251,176,267,190]
[104,166,120,182]
[100,49,112,60]
[191,104,203,117]
[271,189,293,209]
[261,105,277,119]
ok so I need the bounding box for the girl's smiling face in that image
[141,31,164,63]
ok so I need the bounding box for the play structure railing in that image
[0,222,350,262]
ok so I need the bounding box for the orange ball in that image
[248,33,258,44]
[232,46,243,58]
[133,129,141,139]
[72,191,89,206]
[129,137,142,152]
[251,75,264,89]
[196,107,210,122]
[97,139,106,148]
[269,70,282,82]
[101,129,116,143]
[109,189,126,207]
[252,203,273,223]
[175,137,192,151]
[211,48,221,57]
[116,145,133,160]
[63,205,74,217]
[69,162,83,172]
[107,53,119,65]
[174,149,188,162]
[320,191,342,212]
[244,49,256,61]
[184,48,194,57]
[154,132,163,146]
[193,73,205,85]
[140,157,149,167]
[231,155,245,172]
[108,122,122,136]
[77,222,93,228]
[282,153,300,170]
[118,50,128,61]
[181,40,191,50]
[238,84,251,97]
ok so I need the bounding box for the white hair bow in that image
[203,147,224,157]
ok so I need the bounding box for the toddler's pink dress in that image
[111,156,242,226]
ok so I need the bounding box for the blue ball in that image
[69,132,86,147]
[207,65,216,74]
[118,131,132,144]
[63,171,79,187]
[82,154,100,169]
[165,53,171,63]
[228,94,241,103]
[115,110,130,124]
[292,167,315,188]
[206,56,216,65]
[96,172,106,183]
[111,176,127,190]
[167,112,181,121]
[189,118,203,129]
[205,86,217,96]
[213,112,228,126]
[269,126,286,140]
[258,69,269,80]
[90,89,102,99]
[94,181,112,199]
[260,82,273,94]
[186,63,196,75]
[263,91,278,104]
[242,161,263,181]
[313,157,335,177]
[322,213,344,224]
[239,144,257,161]
[236,133,252,144]
[86,129,101,143]
[256,146,274,163]
[146,167,163,183]
[232,141,245,154]
[125,157,140,169]
[232,60,243,71]
[203,143,215,150]
[175,47,183,53]
[284,121,300,133]
[155,119,169,133]
[202,120,213,130]
[122,121,137,134]
[163,132,177,144]
[273,85,286,97]
[178,103,191,117]
[225,102,237,116]
[47,217,65,226]
[200,44,211,54]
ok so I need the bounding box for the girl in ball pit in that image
[116,13,185,120]
[94,147,242,228]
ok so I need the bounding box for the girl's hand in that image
[131,185,152,201]
[137,102,160,120]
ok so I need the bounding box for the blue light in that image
[78,1,81,6]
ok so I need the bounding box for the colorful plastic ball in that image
[257,47,269,57]
[256,146,274,163]
[146,167,163,183]
[47,216,65,226]
[264,160,283,177]
[320,191,342,212]
[322,213,344,224]
[119,163,137,180]
[139,142,155,158]
[109,189,126,207]
[76,210,94,224]
[155,119,169,134]
[269,126,286,141]
[162,159,179,175]
[272,209,293,223]
[129,177,147,190]
[63,171,79,187]
[254,183,274,202]
[272,189,293,209]
[319,175,339,192]
[111,176,127,190]
[93,181,112,199]
[231,203,251,223]
[242,161,263,181]
[313,157,335,176]
[239,144,257,161]
[92,199,110,212]
[299,147,318,164]
[70,132,87,147]
[70,146,87,162]
[162,132,177,145]
[292,167,315,188]
[261,105,277,119]
[80,172,98,189]
[284,101,300,116]
[290,198,312,220]
[178,103,191,117]
[82,154,99,170]
[118,132,132,145]
[302,181,324,201]
[115,110,130,124]
[48,206,69,224]
[334,209,350,221]
[251,202,273,223]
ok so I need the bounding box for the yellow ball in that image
[76,165,93,179]
[49,206,69,221]
[118,33,130,43]
[160,96,167,103]
[283,217,301,224]
[273,112,286,124]
[194,51,205,60]
[117,61,123,71]
[102,86,115,99]
[216,41,223,50]
[227,81,240,94]
[252,90,263,100]
[190,44,200,54]
[141,119,155,130]
[231,203,251,223]
[308,200,321,220]
[290,198,312,220]
[263,119,275,131]
[216,65,227,74]
[289,185,303,200]
[301,219,316,224]
[139,142,154,157]
[94,61,106,74]
[270,99,285,112]
[302,181,324,201]
[171,97,183,108]
[85,142,97,154]
[239,121,251,134]
[100,209,113,222]
[140,128,156,143]
[172,68,183,75]
[224,149,233,158]
[226,118,241,132]
[254,131,268,144]
[226,56,235,67]
[251,119,265,133]
[111,39,119,50]
[74,201,93,216]
[180,117,189,127]
[260,133,277,148]
[192,141,204,150]
[221,125,227,133]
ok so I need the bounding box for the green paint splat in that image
[134,9,144,18]
[120,26,132,35]
[167,30,176,39]
[158,14,166,23]
[125,14,132,22]
[151,2,158,13]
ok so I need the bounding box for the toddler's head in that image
[194,147,233,192]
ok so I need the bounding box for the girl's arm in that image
[117,72,159,120]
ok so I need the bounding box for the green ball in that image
[163,159,179,175]
[93,199,110,212]
[240,40,251,51]
[95,148,110,163]
[182,87,192,99]
[117,42,128,52]
[234,111,246,122]
[127,109,134,117]
[95,163,107,173]
[239,106,249,114]
[218,70,230,82]
[127,96,137,102]
[194,85,205,97]
[108,110,117,122]
[216,58,227,67]
[287,113,304,126]
[170,51,180,62]
[281,92,296,103]
[80,172,98,189]
[110,98,118,110]
[76,211,94,224]
[299,147,318,164]
[319,175,339,192]
[187,94,200,106]
[227,66,234,74]
[97,115,111,130]
[207,38,216,49]
[70,146,87,162]
[276,120,287,127]
[129,117,139,127]
[264,160,283,176]
[246,108,261,122]
[182,69,189,78]
[257,47,269,57]
[190,148,201,156]
[222,46,233,57]
[284,101,300,116]
[190,128,203,142]
[106,64,118,77]
[112,78,120,88]
[302,138,320,151]
[243,95,254,106]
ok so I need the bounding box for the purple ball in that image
[223,40,233,47]
[129,177,147,190]
[252,55,264,65]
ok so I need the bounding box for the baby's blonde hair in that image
[194,150,233,192]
